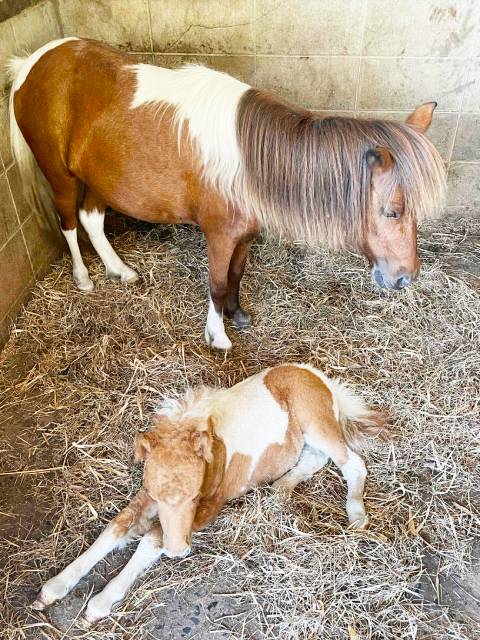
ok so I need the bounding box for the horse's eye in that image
[383,208,400,219]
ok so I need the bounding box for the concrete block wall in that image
[0,0,64,344]
[54,0,479,212]
[0,0,479,341]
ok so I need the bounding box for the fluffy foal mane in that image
[156,387,220,428]
[236,90,446,249]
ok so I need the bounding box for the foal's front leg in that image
[32,490,156,610]
[84,524,164,624]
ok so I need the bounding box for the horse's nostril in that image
[395,275,412,290]
[373,269,386,288]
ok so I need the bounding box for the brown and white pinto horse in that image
[32,363,388,624]
[8,38,446,349]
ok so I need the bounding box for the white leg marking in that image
[273,445,329,493]
[205,296,232,350]
[32,524,127,610]
[61,228,94,291]
[84,528,164,624]
[341,450,369,529]
[78,209,138,282]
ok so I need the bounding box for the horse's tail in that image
[7,55,56,227]
[330,380,390,451]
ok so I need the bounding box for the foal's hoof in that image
[230,308,252,329]
[31,599,47,611]
[75,277,94,291]
[107,266,139,283]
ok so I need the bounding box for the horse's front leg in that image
[32,490,156,610]
[223,238,254,329]
[84,524,164,625]
[204,233,238,350]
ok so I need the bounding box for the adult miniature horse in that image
[8,38,445,349]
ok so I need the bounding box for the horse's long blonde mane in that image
[236,90,446,249]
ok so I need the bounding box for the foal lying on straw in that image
[33,364,388,623]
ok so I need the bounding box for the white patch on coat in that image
[78,208,138,282]
[129,63,249,197]
[213,370,289,474]
[273,445,329,492]
[61,228,94,291]
[205,296,232,350]
[155,370,289,478]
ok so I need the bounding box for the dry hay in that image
[0,216,479,640]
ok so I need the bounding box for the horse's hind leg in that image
[79,187,138,283]
[32,489,156,610]
[52,177,93,291]
[272,445,329,492]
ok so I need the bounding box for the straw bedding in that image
[0,216,479,639]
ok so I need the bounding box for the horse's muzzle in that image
[372,268,413,290]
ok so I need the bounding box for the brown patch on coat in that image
[112,488,157,538]
[264,365,349,466]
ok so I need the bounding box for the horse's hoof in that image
[75,278,94,291]
[107,267,138,283]
[349,515,369,530]
[205,328,232,351]
[230,308,252,329]
[31,599,46,611]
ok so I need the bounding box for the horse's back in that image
[12,39,207,221]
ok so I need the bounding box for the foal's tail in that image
[7,55,56,225]
[330,380,390,451]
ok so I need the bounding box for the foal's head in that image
[361,102,445,290]
[135,416,214,558]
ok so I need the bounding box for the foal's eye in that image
[382,208,400,219]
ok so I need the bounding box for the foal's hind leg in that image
[51,177,93,291]
[79,188,138,283]
[32,490,156,610]
[273,445,329,493]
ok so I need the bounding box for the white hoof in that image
[74,274,94,291]
[204,327,232,351]
[31,578,70,609]
[349,514,369,530]
[84,594,111,624]
[272,478,295,494]
[107,265,138,283]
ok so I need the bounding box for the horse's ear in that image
[405,102,437,133]
[191,417,215,463]
[366,147,393,173]
[135,432,156,462]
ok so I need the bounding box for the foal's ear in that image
[405,102,437,133]
[191,418,214,463]
[366,147,393,173]
[134,432,156,462]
